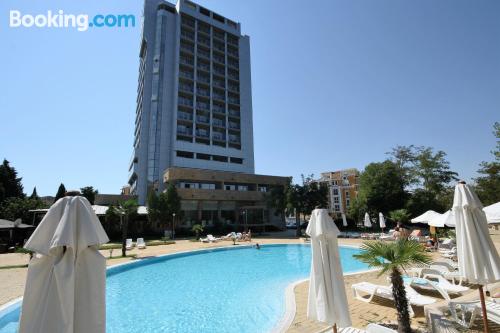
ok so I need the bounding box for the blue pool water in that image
[0,244,369,333]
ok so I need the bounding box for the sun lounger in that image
[136,238,146,249]
[200,234,219,243]
[126,238,134,250]
[352,282,436,317]
[420,274,469,294]
[403,275,466,299]
[438,239,455,251]
[366,324,397,333]
[449,300,500,328]
[346,232,361,238]
[432,260,458,271]
[379,233,395,241]
[336,324,397,333]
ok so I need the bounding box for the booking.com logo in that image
[9,10,136,32]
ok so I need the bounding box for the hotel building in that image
[128,0,288,229]
[318,169,360,216]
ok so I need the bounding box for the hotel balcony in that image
[178,114,193,125]
[228,109,240,118]
[229,122,240,130]
[196,116,210,124]
[212,119,226,128]
[181,30,194,41]
[197,47,210,60]
[179,70,194,80]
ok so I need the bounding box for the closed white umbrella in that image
[364,212,372,228]
[453,182,500,333]
[378,212,386,230]
[19,196,109,333]
[306,209,351,332]
[341,213,348,227]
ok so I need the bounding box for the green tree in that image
[191,224,203,239]
[475,122,500,205]
[54,183,66,203]
[286,184,306,237]
[0,159,24,204]
[414,147,458,194]
[267,182,289,221]
[354,240,431,333]
[29,187,39,200]
[389,209,410,224]
[80,186,98,205]
[116,199,139,257]
[355,161,407,217]
[165,184,181,237]
[387,145,419,188]
[147,189,161,229]
[0,197,47,222]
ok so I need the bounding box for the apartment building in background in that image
[318,169,360,216]
[129,0,255,204]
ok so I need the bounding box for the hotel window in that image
[345,191,350,198]
[346,199,350,207]
[200,183,215,190]
[334,205,340,211]
[230,157,243,164]
[176,150,194,158]
[238,185,248,191]
[334,197,339,204]
[258,186,267,193]
[180,182,198,189]
[225,184,236,191]
[333,188,339,195]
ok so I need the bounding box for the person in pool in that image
[255,243,260,249]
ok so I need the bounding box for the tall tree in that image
[387,145,419,188]
[267,184,288,219]
[80,186,98,205]
[475,122,500,205]
[54,183,66,202]
[29,187,39,199]
[147,189,161,228]
[165,183,181,237]
[0,159,24,204]
[414,147,458,194]
[354,161,407,217]
[0,197,47,222]
[286,184,306,237]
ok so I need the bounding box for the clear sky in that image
[1,0,499,196]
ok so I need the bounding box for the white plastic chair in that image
[136,238,146,249]
[125,238,133,250]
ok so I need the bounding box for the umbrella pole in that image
[478,285,490,333]
[332,324,337,333]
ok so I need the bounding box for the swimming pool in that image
[0,244,369,333]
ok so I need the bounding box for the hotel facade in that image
[128,0,288,230]
[318,169,360,217]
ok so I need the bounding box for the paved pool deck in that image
[2,229,500,332]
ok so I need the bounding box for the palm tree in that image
[389,209,410,225]
[353,239,431,333]
[191,224,203,240]
[117,199,139,257]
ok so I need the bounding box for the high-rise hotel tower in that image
[129,0,255,204]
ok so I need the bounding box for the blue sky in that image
[0,0,498,196]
